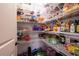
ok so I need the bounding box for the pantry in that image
[0,3,79,56]
[16,3,79,56]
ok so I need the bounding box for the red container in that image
[22,35,31,41]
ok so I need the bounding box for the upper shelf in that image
[17,21,41,24]
[17,28,79,37]
[44,7,79,23]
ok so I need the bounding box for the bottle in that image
[60,22,65,32]
[65,20,70,32]
[60,35,66,44]
[75,20,79,33]
[70,20,75,33]
[28,47,32,56]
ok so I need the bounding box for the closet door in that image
[0,3,17,56]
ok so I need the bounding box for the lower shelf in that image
[17,40,34,44]
[41,39,73,56]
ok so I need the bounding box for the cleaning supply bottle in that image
[75,20,79,33]
[70,20,75,33]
